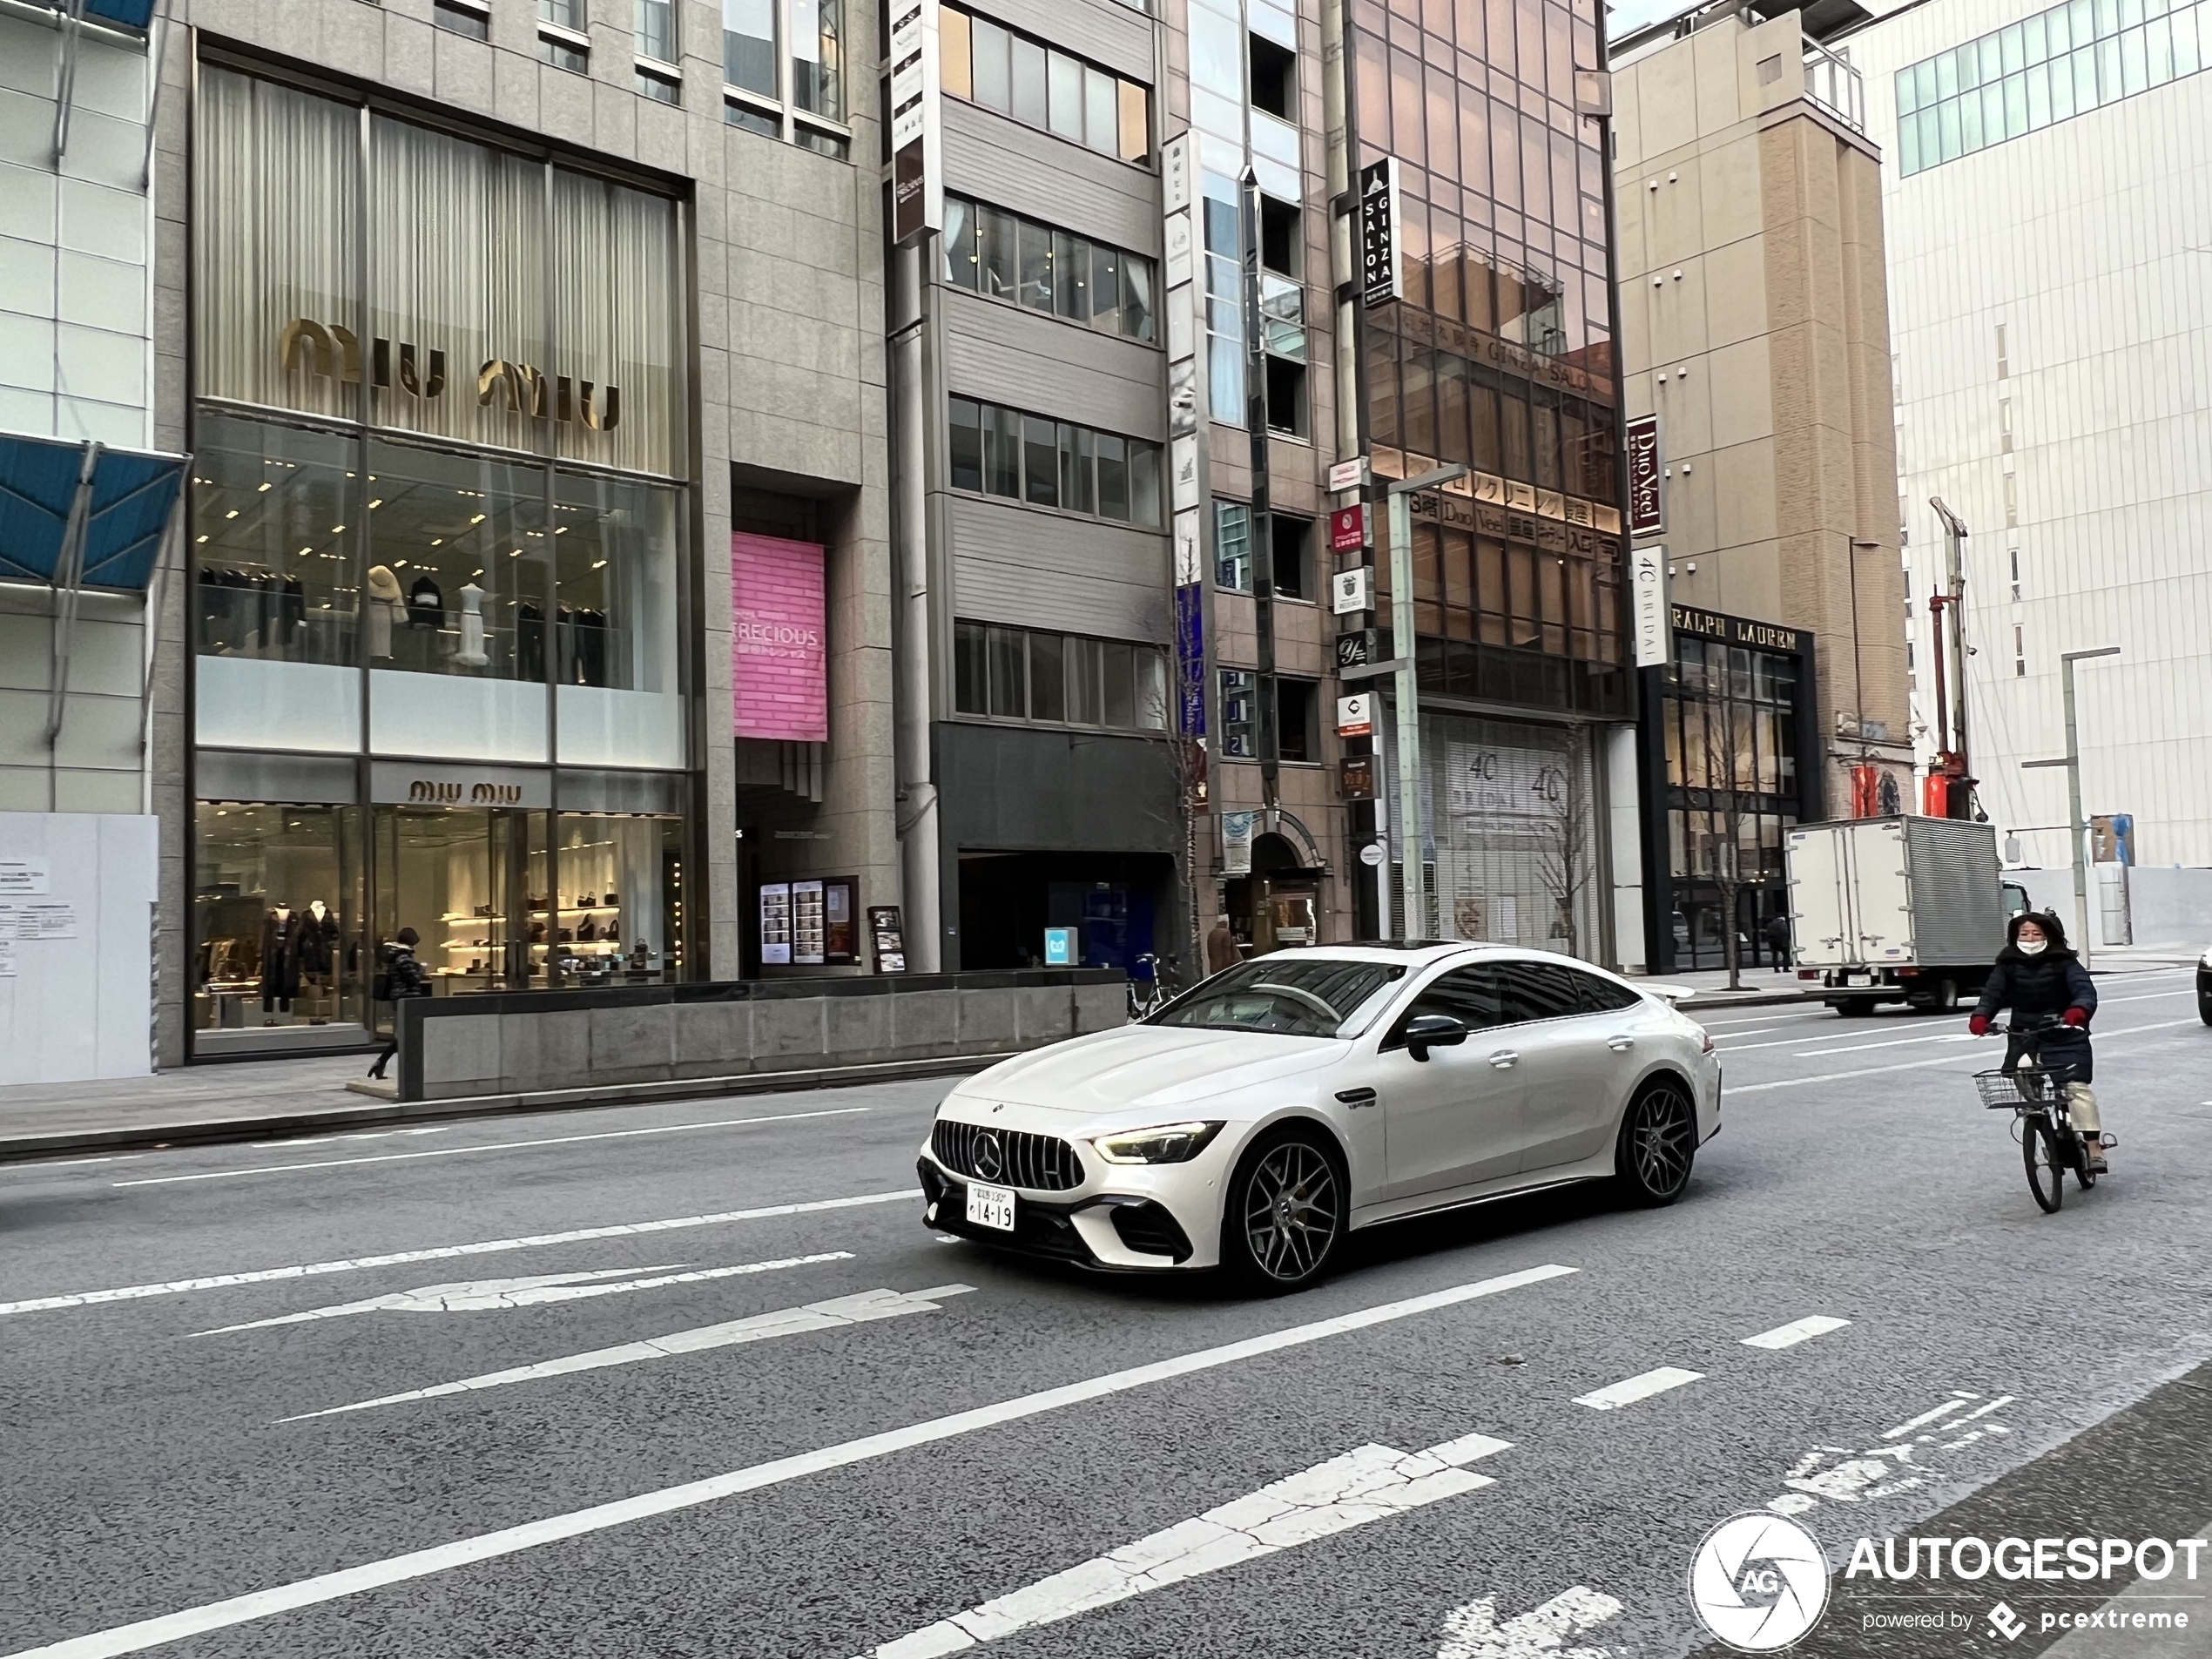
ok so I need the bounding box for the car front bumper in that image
[917,1108,1235,1272]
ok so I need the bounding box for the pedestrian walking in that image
[366,927,430,1081]
[1205,917,1241,974]
[1764,910,1791,973]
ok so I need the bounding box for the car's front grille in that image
[931,1118,1084,1190]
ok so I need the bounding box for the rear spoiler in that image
[1643,983,1697,1004]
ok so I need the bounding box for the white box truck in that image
[1784,817,2032,1015]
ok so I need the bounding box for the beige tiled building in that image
[1610,2,1913,968]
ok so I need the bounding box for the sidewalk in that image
[1628,966,1817,1010]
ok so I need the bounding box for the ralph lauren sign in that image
[280,319,622,433]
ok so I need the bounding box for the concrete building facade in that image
[1610,2,1912,970]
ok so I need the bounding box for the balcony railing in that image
[1804,37,1866,133]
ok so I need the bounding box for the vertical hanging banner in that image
[1175,581,1206,737]
[888,0,943,246]
[1625,414,1663,537]
[732,532,829,741]
[1631,544,1672,669]
[1358,158,1401,308]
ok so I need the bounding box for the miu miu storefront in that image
[185,57,698,1055]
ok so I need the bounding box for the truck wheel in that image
[1829,1000,1874,1018]
[1912,977,1959,1015]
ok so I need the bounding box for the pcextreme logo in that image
[1689,1514,1832,1651]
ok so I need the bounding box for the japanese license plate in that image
[965,1180,1015,1231]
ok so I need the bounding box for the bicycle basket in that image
[1974,1069,2044,1109]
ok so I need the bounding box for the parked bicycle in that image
[1126,951,1183,1021]
[1974,1015,2115,1213]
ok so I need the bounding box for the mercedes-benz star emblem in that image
[1687,1513,1831,1652]
[973,1131,1005,1183]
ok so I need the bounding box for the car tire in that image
[1221,1126,1346,1294]
[2200,992,2212,1028]
[1615,1079,1697,1207]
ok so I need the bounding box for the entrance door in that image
[373,807,549,1013]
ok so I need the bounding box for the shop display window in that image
[193,803,365,1031]
[553,473,685,768]
[551,814,687,983]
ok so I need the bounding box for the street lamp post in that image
[2022,645,2121,968]
[1385,463,1469,940]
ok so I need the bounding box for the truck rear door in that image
[1784,826,1853,968]
[1847,818,1915,966]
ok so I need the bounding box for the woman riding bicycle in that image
[1968,911,2105,1173]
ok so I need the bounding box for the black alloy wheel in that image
[1616,1081,1696,1206]
[1224,1130,1345,1292]
[2024,1115,2067,1213]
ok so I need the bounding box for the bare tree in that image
[1534,746,1595,961]
[1709,786,1750,992]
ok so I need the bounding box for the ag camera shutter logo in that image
[1689,1514,1832,1651]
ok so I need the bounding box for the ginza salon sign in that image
[279,318,623,433]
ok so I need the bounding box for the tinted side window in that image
[1567,969,1642,1013]
[1498,962,1581,1024]
[1386,965,1504,1046]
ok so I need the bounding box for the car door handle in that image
[1335,1086,1378,1108]
[1608,1035,1636,1052]
[1487,1050,1519,1069]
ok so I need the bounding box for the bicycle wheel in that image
[2074,1130,2097,1190]
[2023,1115,2066,1213]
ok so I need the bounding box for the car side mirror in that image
[1404,1013,1469,1062]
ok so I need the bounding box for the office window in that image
[942,4,1153,163]
[791,0,842,119]
[1272,515,1310,600]
[725,0,777,97]
[541,34,590,71]
[541,0,585,25]
[1216,500,1252,591]
[435,0,491,39]
[940,196,1157,342]
[1276,677,1318,762]
[1250,33,1295,120]
[1220,669,1258,756]
[953,621,1166,731]
[637,0,676,61]
[947,397,1162,527]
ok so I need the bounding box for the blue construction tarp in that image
[0,429,186,591]
[28,0,157,29]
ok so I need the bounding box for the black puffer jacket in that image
[1973,911,2096,1027]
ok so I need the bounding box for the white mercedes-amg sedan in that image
[917,943,1722,1291]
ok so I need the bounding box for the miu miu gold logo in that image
[281,319,621,433]
[405,779,526,805]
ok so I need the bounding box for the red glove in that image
[2062,1006,2089,1028]
[1968,1015,1990,1036]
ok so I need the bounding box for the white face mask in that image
[2017,938,2047,955]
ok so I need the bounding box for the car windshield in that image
[1151,958,1408,1038]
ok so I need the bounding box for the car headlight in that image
[1091,1122,1224,1165]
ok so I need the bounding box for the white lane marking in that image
[192,1252,853,1334]
[1884,1393,1978,1438]
[1438,1585,1624,1659]
[111,1107,873,1186]
[1741,1315,1851,1351]
[2,1264,1577,1659]
[1707,1027,1794,1042]
[0,1189,918,1318]
[281,1283,976,1420]
[1572,1366,1704,1411]
[1791,1032,1977,1057]
[1701,1011,1834,1034]
[857,1434,1514,1656]
[249,1127,454,1148]
[1727,1019,2204,1094]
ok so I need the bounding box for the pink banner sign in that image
[732,532,828,742]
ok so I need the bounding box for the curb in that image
[0,1052,1008,1165]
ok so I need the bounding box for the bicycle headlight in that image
[1091,1121,1224,1165]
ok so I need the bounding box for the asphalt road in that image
[3,968,2209,1659]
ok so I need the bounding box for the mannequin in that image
[455,583,489,668]
[406,574,445,631]
[365,566,402,658]
[260,903,301,1020]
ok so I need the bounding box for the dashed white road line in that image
[1883,1393,1980,1438]
[1728,1018,2204,1094]
[855,1433,1514,1656]
[1573,1366,1704,1411]
[0,1263,1577,1659]
[281,1283,977,1420]
[111,1106,873,1186]
[0,1189,918,1318]
[1741,1316,1851,1351]
[192,1252,855,1334]
[1791,1031,1977,1058]
[1438,1585,1624,1659]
